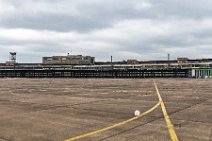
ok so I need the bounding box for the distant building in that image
[177,58,189,63]
[42,55,95,65]
[5,61,16,66]
[127,59,139,64]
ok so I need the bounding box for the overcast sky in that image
[0,0,212,63]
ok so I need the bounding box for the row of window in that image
[44,56,93,60]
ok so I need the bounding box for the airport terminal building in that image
[1,54,212,78]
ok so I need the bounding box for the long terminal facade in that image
[0,55,212,78]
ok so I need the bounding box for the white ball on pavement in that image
[134,110,140,116]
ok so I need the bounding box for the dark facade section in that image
[0,69,189,78]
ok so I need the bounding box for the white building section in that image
[192,69,212,78]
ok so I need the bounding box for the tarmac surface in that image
[0,78,211,141]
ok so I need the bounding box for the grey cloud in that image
[1,14,111,32]
[1,0,212,62]
[148,0,212,19]
[1,0,212,32]
[0,0,152,32]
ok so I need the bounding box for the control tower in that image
[5,52,17,66]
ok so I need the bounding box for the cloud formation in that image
[0,0,212,63]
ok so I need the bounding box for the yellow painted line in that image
[154,81,179,141]
[65,101,160,141]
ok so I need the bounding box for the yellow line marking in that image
[64,101,160,141]
[154,81,179,141]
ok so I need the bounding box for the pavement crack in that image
[0,136,14,141]
[209,127,212,141]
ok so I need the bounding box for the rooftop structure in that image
[127,59,139,64]
[42,55,95,65]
